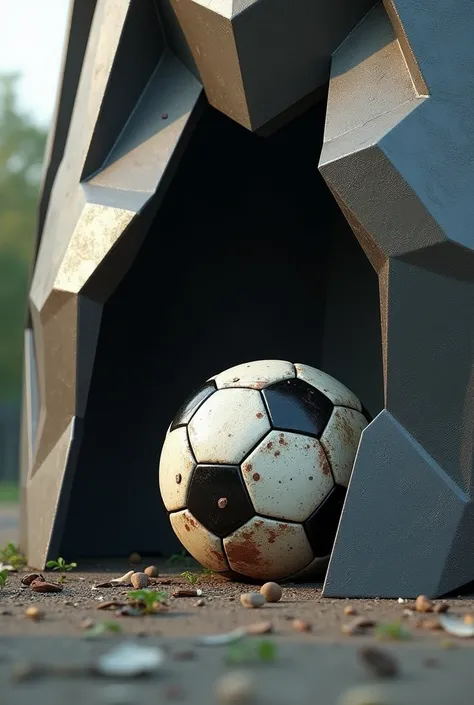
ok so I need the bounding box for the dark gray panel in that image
[323,410,468,598]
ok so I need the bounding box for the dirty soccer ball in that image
[159,360,369,581]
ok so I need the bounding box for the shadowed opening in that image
[61,101,383,558]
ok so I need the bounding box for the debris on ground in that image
[128,553,142,565]
[344,605,357,616]
[131,572,149,589]
[434,601,449,614]
[357,646,399,678]
[29,580,62,593]
[341,616,376,636]
[24,606,44,622]
[95,643,165,677]
[291,618,312,633]
[245,621,273,635]
[240,593,265,609]
[144,565,159,578]
[438,614,474,638]
[110,571,134,586]
[259,582,282,603]
[97,600,127,611]
[415,595,433,613]
[173,589,203,598]
[196,628,247,646]
[214,670,257,704]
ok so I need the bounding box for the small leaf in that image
[69,562,77,569]
[46,561,57,568]
[257,640,277,663]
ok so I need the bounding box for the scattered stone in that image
[358,646,399,678]
[21,573,45,586]
[111,571,134,586]
[337,684,389,705]
[173,589,202,598]
[259,582,282,603]
[434,601,449,614]
[95,643,165,677]
[131,572,149,589]
[415,594,433,613]
[95,581,114,589]
[421,618,442,631]
[397,598,406,604]
[144,565,158,578]
[30,580,62,593]
[402,608,414,618]
[128,552,142,565]
[344,605,357,616]
[195,599,205,607]
[97,600,127,611]
[0,563,16,572]
[81,618,95,630]
[240,592,265,609]
[24,607,44,622]
[214,670,257,705]
[342,616,376,636]
[245,621,273,635]
[291,618,311,633]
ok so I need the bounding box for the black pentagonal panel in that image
[304,484,346,557]
[187,464,254,538]
[171,381,216,431]
[262,378,333,437]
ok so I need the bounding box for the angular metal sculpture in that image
[20,0,474,598]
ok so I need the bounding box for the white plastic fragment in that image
[110,571,135,586]
[96,643,165,677]
[439,614,474,638]
[196,628,247,646]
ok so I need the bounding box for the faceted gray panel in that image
[321,0,474,597]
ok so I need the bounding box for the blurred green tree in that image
[0,73,46,401]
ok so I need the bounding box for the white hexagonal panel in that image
[188,388,270,464]
[169,509,229,572]
[159,427,195,512]
[294,363,362,411]
[223,516,313,580]
[210,359,295,390]
[320,406,368,487]
[241,430,333,522]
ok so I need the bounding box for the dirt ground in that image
[2,508,474,704]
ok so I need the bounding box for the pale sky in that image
[0,0,70,126]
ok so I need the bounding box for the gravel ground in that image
[1,510,474,703]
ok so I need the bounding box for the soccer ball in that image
[159,360,369,581]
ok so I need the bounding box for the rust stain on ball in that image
[252,473,260,482]
[176,473,182,484]
[256,412,264,419]
[243,463,253,473]
[266,441,274,450]
[218,497,228,509]
[274,451,281,457]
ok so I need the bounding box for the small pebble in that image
[358,646,399,678]
[240,593,265,609]
[24,607,44,622]
[342,617,376,636]
[344,605,357,616]
[338,685,389,705]
[214,670,257,704]
[291,619,311,633]
[131,572,149,589]
[434,602,449,614]
[245,621,273,635]
[144,566,158,578]
[415,594,433,613]
[128,552,141,565]
[259,582,282,603]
